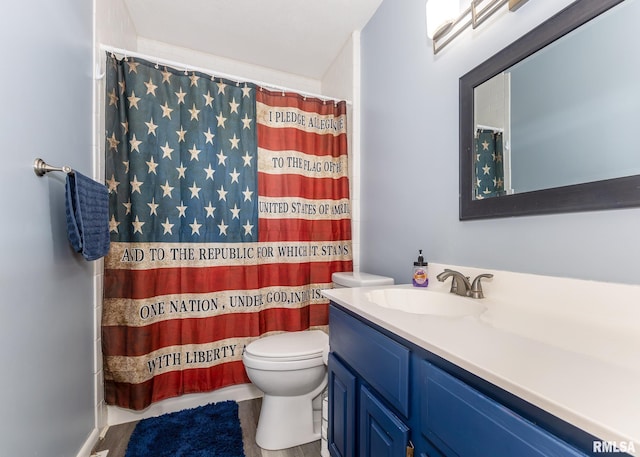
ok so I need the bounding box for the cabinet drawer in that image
[420,362,586,457]
[330,305,410,417]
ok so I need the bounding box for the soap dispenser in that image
[412,250,428,287]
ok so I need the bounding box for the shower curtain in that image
[475,128,505,199]
[102,54,352,410]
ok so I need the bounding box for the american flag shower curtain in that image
[102,54,352,410]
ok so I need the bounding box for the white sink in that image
[365,288,486,318]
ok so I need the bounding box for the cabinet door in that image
[328,353,357,457]
[360,385,410,457]
[420,362,587,457]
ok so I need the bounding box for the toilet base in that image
[255,377,327,450]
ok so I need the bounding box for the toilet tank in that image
[331,272,394,288]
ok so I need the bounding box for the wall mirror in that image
[459,0,640,220]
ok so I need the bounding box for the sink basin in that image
[365,288,486,317]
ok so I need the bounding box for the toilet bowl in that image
[243,330,329,450]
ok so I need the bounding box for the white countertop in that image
[323,265,640,455]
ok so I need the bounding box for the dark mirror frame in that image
[459,0,640,220]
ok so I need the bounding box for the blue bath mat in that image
[125,400,245,457]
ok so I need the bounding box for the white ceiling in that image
[124,0,384,80]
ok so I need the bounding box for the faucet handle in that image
[470,273,493,299]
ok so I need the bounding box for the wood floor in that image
[91,398,321,457]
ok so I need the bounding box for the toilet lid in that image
[245,330,328,361]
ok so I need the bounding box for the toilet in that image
[331,271,395,288]
[243,272,393,451]
[243,330,329,450]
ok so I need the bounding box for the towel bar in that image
[33,158,73,177]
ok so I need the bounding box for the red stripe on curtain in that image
[103,304,330,356]
[104,361,250,411]
[258,173,350,200]
[257,90,348,114]
[104,260,350,298]
[257,124,348,157]
[259,219,352,242]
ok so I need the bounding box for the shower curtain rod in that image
[99,45,352,105]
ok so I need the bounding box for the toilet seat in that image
[243,330,328,370]
[244,330,328,361]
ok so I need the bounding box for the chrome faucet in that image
[436,269,493,299]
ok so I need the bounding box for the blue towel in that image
[65,171,110,261]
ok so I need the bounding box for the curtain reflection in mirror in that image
[474,129,505,199]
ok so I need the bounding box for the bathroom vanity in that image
[323,267,640,457]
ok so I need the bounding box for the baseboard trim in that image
[106,383,263,425]
[76,427,100,457]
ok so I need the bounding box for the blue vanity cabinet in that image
[328,305,411,457]
[329,304,593,457]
